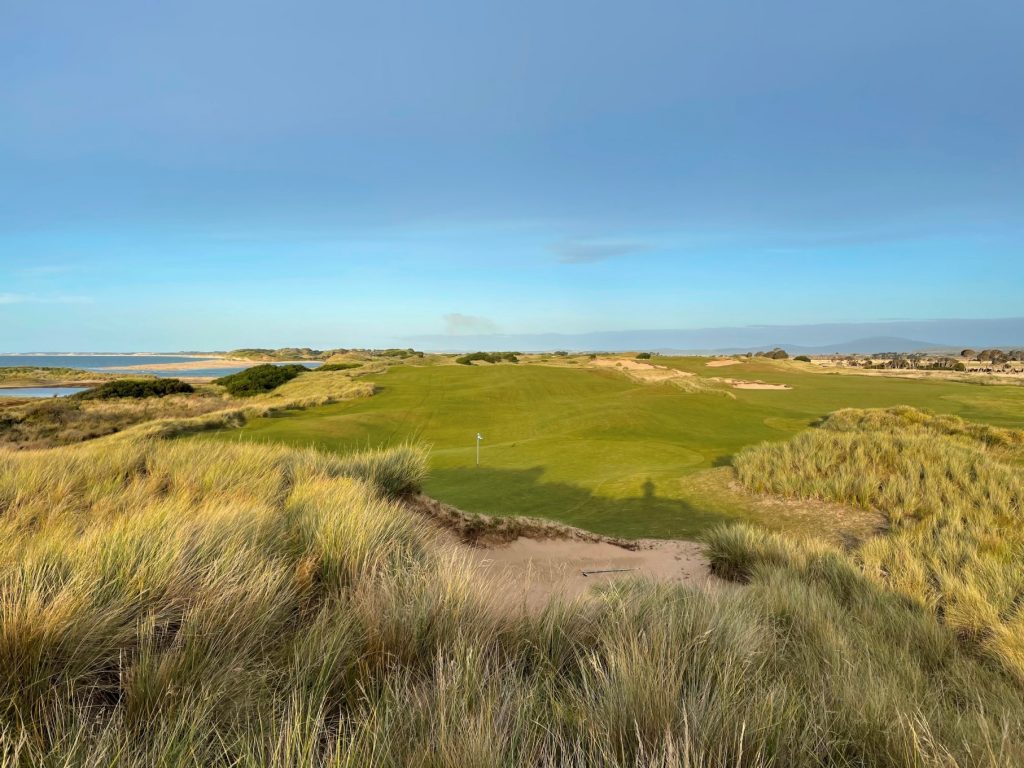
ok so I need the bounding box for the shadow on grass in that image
[429,465,744,540]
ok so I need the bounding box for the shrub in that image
[214,364,308,396]
[315,362,363,372]
[455,352,518,365]
[635,352,651,360]
[374,348,423,358]
[794,355,811,362]
[553,350,569,357]
[76,378,195,400]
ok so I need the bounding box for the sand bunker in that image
[706,359,740,367]
[589,357,696,384]
[463,537,717,610]
[730,381,791,390]
[410,494,720,610]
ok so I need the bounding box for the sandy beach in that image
[98,358,257,372]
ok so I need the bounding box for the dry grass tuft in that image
[733,406,1024,679]
[0,424,1021,764]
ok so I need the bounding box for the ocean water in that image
[0,355,321,378]
[0,354,218,370]
[0,386,89,398]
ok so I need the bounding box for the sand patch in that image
[464,537,717,610]
[706,359,740,368]
[407,494,720,609]
[589,357,696,384]
[714,377,791,390]
[103,358,257,372]
[732,381,791,390]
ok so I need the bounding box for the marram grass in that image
[0,427,1022,766]
[733,406,1024,680]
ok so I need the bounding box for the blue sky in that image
[1,0,1021,351]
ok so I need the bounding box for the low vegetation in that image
[214,364,308,396]
[0,394,229,449]
[227,347,340,361]
[315,362,363,372]
[0,371,374,450]
[1,432,1022,765]
[455,351,519,365]
[76,378,195,400]
[734,406,1024,680]
[0,366,119,387]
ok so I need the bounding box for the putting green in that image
[207,360,1024,538]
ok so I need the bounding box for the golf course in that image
[209,356,1024,538]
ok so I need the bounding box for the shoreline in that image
[100,358,319,372]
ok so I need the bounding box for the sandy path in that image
[462,537,718,610]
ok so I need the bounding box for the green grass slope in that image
[209,361,1024,538]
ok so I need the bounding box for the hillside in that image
[0,366,122,387]
[217,358,1024,538]
[1,421,1022,765]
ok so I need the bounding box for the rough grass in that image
[0,393,231,449]
[733,406,1024,680]
[406,493,635,548]
[1,434,1022,765]
[0,366,121,386]
[0,373,374,449]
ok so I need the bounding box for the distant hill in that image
[767,337,949,355]
[410,318,1024,355]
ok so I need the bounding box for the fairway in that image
[210,360,1024,538]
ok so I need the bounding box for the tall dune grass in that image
[1,432,1023,765]
[733,406,1024,679]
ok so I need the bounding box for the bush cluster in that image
[374,348,424,358]
[755,347,789,359]
[635,352,652,360]
[214,364,308,396]
[315,362,363,372]
[455,351,518,365]
[76,378,195,400]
